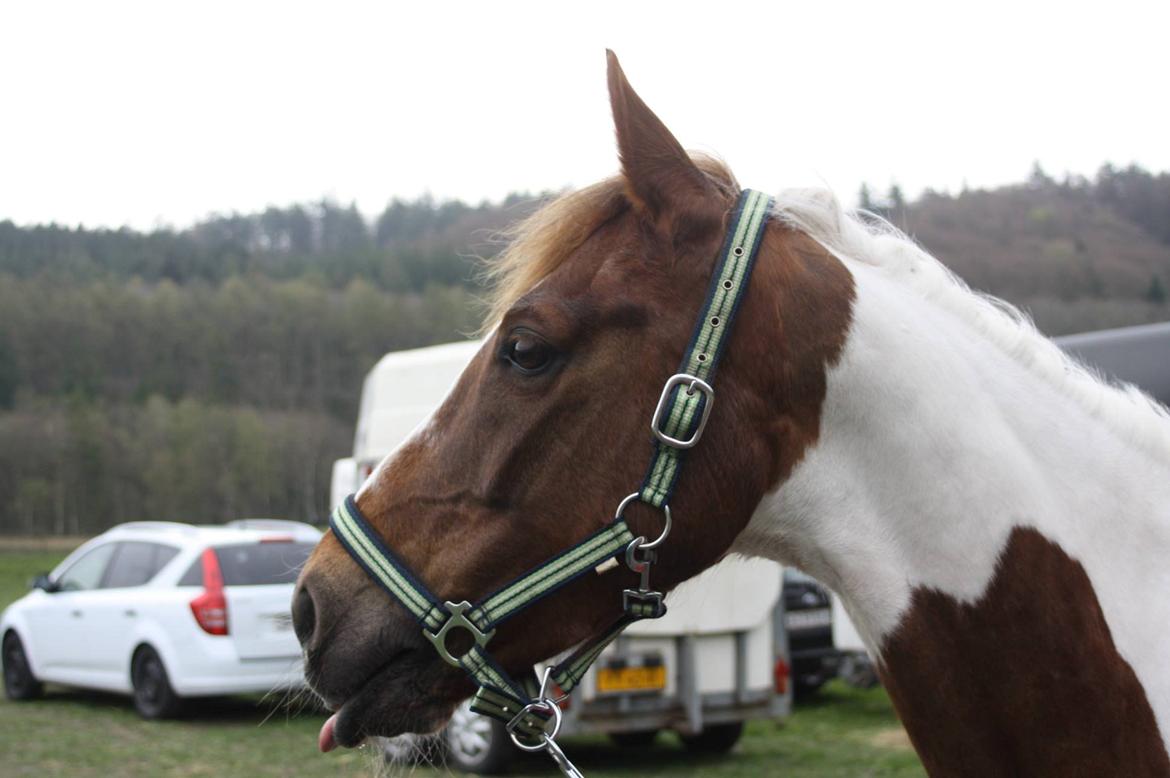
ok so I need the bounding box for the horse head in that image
[292,51,852,747]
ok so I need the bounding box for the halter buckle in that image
[650,373,715,449]
[423,600,496,667]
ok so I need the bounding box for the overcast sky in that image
[3,1,1168,230]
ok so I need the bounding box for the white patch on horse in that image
[732,190,1170,747]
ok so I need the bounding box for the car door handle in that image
[70,609,83,618]
[124,609,137,618]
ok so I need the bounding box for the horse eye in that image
[504,332,554,374]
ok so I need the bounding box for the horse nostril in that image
[291,584,317,648]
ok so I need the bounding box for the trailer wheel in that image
[609,729,659,747]
[443,699,513,774]
[679,722,744,754]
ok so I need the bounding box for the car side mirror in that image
[31,573,58,593]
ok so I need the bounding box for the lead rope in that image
[330,190,773,778]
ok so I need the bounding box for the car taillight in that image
[774,657,790,695]
[190,548,228,635]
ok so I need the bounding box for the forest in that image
[1,164,1168,534]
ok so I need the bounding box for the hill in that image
[0,165,1167,534]
[900,165,1170,333]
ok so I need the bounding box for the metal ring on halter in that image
[507,699,563,751]
[614,492,672,550]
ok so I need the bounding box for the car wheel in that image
[609,729,660,747]
[443,699,513,774]
[679,721,744,754]
[131,645,183,719]
[3,631,43,701]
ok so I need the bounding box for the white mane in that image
[771,188,1170,464]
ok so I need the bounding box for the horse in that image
[292,51,1170,776]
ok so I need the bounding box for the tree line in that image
[864,163,1170,332]
[0,275,479,419]
[0,397,347,536]
[0,194,531,535]
[0,195,536,289]
[1,166,1167,535]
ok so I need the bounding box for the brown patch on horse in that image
[880,526,1170,777]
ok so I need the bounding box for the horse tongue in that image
[318,713,339,753]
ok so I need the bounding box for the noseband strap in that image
[330,189,773,776]
[331,496,634,665]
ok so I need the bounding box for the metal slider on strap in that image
[423,600,496,666]
[650,373,714,449]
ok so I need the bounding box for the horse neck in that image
[734,256,1170,765]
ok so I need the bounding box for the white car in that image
[1,519,319,718]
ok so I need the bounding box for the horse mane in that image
[772,188,1170,463]
[482,165,1168,461]
[481,154,737,330]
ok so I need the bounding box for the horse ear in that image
[606,50,722,237]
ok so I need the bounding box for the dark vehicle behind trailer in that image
[782,569,840,698]
[1055,322,1170,406]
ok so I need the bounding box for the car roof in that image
[47,521,322,579]
[99,520,322,547]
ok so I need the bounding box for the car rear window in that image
[178,541,315,587]
[215,542,315,586]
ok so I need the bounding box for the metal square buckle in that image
[650,373,715,449]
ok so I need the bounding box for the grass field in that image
[1,547,924,777]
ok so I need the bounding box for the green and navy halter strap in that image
[329,188,773,744]
[640,187,772,507]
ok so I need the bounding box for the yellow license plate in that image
[596,665,666,694]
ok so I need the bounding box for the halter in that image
[330,188,773,777]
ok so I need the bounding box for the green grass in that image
[1,547,924,777]
[490,686,925,777]
[0,549,62,609]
